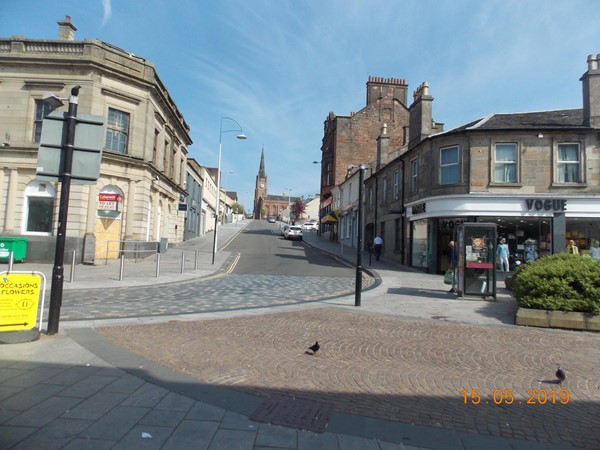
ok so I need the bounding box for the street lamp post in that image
[355,164,367,307]
[211,117,246,265]
[47,85,81,334]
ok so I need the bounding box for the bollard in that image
[8,252,14,272]
[194,250,199,270]
[119,254,125,281]
[181,251,185,274]
[155,253,160,277]
[69,250,76,282]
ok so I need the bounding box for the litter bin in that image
[0,237,28,262]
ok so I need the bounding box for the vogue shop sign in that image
[525,199,567,212]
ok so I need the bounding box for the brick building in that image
[318,77,412,231]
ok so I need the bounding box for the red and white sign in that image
[98,193,122,211]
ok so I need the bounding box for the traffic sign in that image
[0,272,44,332]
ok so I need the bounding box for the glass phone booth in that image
[457,223,497,300]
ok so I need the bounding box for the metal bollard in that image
[69,250,76,282]
[180,251,185,274]
[119,254,125,281]
[194,250,199,270]
[155,253,160,277]
[8,252,14,272]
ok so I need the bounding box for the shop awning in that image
[322,209,339,223]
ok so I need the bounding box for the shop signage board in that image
[0,272,46,332]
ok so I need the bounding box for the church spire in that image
[258,146,266,178]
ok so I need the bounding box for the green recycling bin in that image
[0,237,28,262]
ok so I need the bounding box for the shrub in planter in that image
[513,253,600,315]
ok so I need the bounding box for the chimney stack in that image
[57,16,77,41]
[408,82,434,148]
[376,123,390,170]
[581,54,600,128]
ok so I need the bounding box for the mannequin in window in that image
[497,238,509,271]
[567,240,579,255]
[591,240,600,260]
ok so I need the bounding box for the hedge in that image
[513,253,600,315]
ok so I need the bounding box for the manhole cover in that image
[250,396,334,433]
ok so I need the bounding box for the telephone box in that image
[457,223,497,300]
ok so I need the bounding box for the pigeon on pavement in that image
[308,341,320,354]
[556,365,566,385]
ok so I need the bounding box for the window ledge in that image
[550,183,588,188]
[489,182,523,187]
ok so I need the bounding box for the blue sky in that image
[4,1,600,213]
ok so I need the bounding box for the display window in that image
[488,217,551,271]
[411,219,429,268]
[566,218,600,258]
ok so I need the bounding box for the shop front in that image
[405,195,600,274]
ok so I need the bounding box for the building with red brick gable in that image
[317,77,413,230]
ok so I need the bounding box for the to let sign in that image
[98,193,122,211]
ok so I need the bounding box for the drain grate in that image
[250,396,334,433]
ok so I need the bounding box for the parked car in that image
[267,216,276,223]
[284,225,303,240]
[301,221,318,232]
[280,224,289,236]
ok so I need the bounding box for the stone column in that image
[4,169,18,233]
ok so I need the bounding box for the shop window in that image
[556,143,581,183]
[410,158,419,194]
[411,219,428,268]
[105,108,130,154]
[440,146,459,184]
[566,218,600,257]
[494,143,518,183]
[23,181,55,234]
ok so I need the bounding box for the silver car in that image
[284,225,303,241]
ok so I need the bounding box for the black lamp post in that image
[47,85,81,335]
[355,164,367,307]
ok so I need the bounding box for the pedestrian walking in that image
[373,234,383,261]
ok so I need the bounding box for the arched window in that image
[23,180,55,234]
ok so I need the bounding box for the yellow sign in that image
[0,273,42,331]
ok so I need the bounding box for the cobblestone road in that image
[55,274,362,321]
[98,307,600,449]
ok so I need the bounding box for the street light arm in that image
[220,116,246,138]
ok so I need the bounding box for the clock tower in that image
[254,147,267,218]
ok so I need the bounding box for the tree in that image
[291,199,306,220]
[231,202,244,214]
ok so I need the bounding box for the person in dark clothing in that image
[373,234,383,261]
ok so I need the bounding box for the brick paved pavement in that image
[97,307,600,449]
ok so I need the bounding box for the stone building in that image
[366,55,600,274]
[0,17,191,262]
